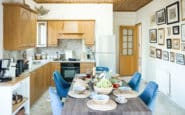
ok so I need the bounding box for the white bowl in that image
[93,94,109,104]
[73,85,86,94]
[94,85,113,95]
[115,96,127,104]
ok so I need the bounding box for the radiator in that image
[156,70,171,96]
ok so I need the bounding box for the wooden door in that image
[119,26,138,76]
[47,21,59,46]
[30,71,36,107]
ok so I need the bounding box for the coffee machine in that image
[0,59,16,82]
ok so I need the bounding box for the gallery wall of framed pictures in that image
[149,0,185,65]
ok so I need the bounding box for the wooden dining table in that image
[62,76,152,115]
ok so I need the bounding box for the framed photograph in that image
[170,52,175,62]
[158,28,165,45]
[166,39,172,49]
[181,43,185,51]
[163,51,169,61]
[150,14,156,26]
[176,53,185,65]
[181,0,185,21]
[166,1,180,24]
[182,24,185,42]
[149,29,157,43]
[167,27,171,36]
[172,39,180,50]
[172,25,179,35]
[156,49,162,59]
[150,46,156,58]
[156,8,166,25]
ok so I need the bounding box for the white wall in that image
[0,0,3,58]
[38,4,113,40]
[136,0,185,109]
[113,12,136,73]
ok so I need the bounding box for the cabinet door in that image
[80,62,95,73]
[50,62,61,86]
[80,21,95,46]
[30,71,36,107]
[30,12,37,47]
[47,21,59,46]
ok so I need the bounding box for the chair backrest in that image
[128,72,141,91]
[96,66,109,72]
[53,71,71,88]
[49,87,63,115]
[139,81,158,111]
[53,72,69,98]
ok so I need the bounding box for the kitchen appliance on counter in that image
[95,35,116,74]
[65,50,73,60]
[61,62,80,82]
[16,59,28,76]
[0,59,16,82]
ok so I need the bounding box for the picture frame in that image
[150,46,156,58]
[158,28,165,45]
[156,8,166,25]
[181,43,185,51]
[181,24,185,42]
[149,29,157,43]
[166,1,180,24]
[163,51,169,61]
[156,49,162,59]
[172,39,180,50]
[166,39,172,49]
[172,25,179,35]
[167,27,171,36]
[170,52,175,62]
[150,14,156,26]
[176,53,185,65]
[181,0,185,21]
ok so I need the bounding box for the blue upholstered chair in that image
[139,81,158,111]
[49,87,63,115]
[53,71,71,88]
[53,71,70,98]
[96,66,109,72]
[128,72,141,92]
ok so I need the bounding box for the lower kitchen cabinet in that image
[50,62,61,86]
[80,62,95,73]
[0,75,30,115]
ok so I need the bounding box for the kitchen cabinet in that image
[0,75,30,115]
[50,62,61,86]
[80,62,95,73]
[79,20,95,46]
[3,3,37,50]
[47,21,60,46]
[37,21,47,47]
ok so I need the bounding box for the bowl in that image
[94,85,113,94]
[93,94,109,104]
[73,85,86,94]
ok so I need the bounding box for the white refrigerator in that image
[95,35,116,74]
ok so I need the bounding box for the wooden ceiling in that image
[34,0,153,11]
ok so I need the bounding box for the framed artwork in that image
[167,27,171,36]
[166,1,180,24]
[156,8,166,25]
[156,49,162,59]
[149,29,157,43]
[176,53,185,65]
[158,28,165,45]
[163,51,169,61]
[150,14,156,26]
[172,39,180,50]
[150,46,156,58]
[181,0,185,21]
[181,43,185,51]
[170,52,175,62]
[182,24,185,42]
[172,25,179,35]
[166,39,172,49]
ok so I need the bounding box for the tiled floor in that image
[30,80,185,115]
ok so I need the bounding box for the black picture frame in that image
[166,39,172,49]
[149,29,157,43]
[166,1,180,24]
[156,8,166,25]
[172,25,179,35]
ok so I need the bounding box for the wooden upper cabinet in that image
[47,21,60,46]
[3,3,37,50]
